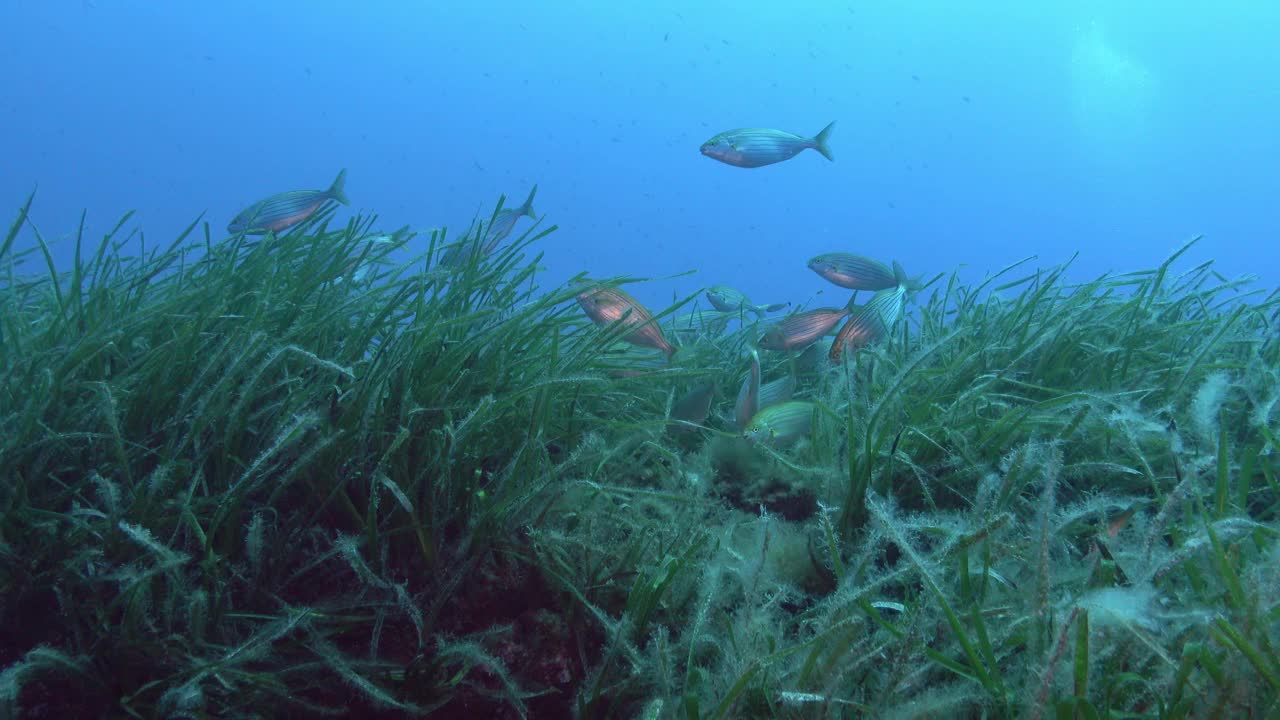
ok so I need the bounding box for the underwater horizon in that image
[3,2,1280,719]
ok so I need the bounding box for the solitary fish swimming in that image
[700,122,835,169]
[228,169,350,234]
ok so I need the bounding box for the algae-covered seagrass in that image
[1,192,1278,718]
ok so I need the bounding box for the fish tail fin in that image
[389,224,414,245]
[754,302,789,318]
[812,121,836,161]
[521,184,538,218]
[844,294,861,313]
[328,168,351,205]
[892,260,926,293]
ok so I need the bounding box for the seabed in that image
[1,193,1278,719]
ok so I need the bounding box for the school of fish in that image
[222,118,923,450]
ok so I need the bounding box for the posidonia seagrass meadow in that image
[1,189,1278,719]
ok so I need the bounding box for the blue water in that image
[4,1,1277,312]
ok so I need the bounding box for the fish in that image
[601,346,669,379]
[734,351,798,430]
[793,343,825,375]
[705,285,789,318]
[577,285,677,359]
[362,224,415,248]
[669,381,717,433]
[337,225,414,284]
[441,185,539,266]
[668,309,733,342]
[829,285,907,361]
[807,252,901,291]
[1107,503,1142,538]
[759,307,850,351]
[228,169,350,234]
[480,185,538,254]
[743,400,816,446]
[758,375,797,410]
[734,349,761,430]
[700,122,835,169]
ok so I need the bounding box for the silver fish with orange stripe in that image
[441,186,539,266]
[228,169,350,234]
[808,253,907,291]
[759,306,851,351]
[577,285,677,360]
[480,185,538,254]
[829,285,907,361]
